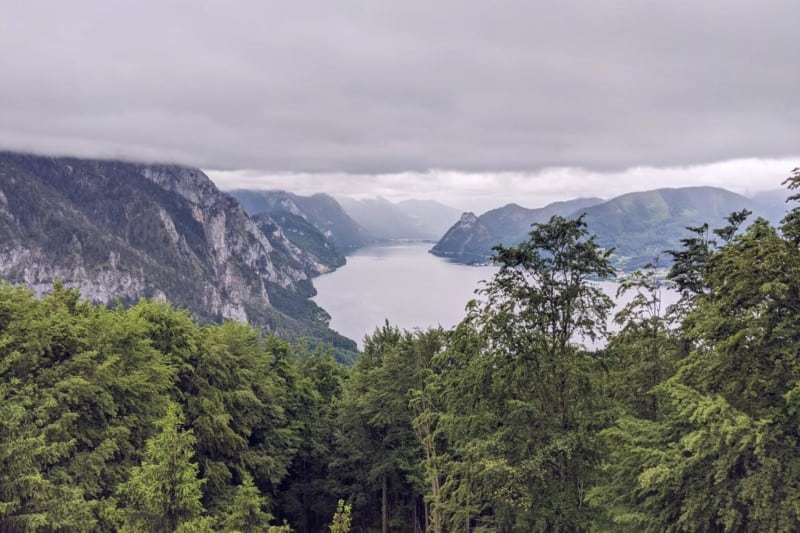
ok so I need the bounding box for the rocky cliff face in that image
[0,152,355,357]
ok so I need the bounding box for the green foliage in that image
[604,264,681,420]
[220,473,273,532]
[432,215,616,531]
[780,167,800,243]
[329,499,352,533]
[274,347,348,531]
[595,177,800,531]
[336,323,429,531]
[118,403,205,532]
[0,283,347,531]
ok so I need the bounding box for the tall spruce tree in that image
[118,403,206,532]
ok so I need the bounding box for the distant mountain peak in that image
[459,212,479,225]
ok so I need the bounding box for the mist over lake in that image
[312,242,679,348]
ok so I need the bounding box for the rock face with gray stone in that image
[0,152,356,357]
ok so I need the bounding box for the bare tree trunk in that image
[382,474,388,533]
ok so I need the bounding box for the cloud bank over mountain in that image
[1,1,798,180]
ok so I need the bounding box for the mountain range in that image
[2,150,791,361]
[231,189,461,243]
[432,186,788,269]
[0,152,357,361]
[337,196,461,241]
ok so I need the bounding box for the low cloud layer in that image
[210,158,797,213]
[1,1,798,175]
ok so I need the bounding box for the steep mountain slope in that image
[338,196,461,240]
[431,197,604,263]
[0,152,356,359]
[229,189,368,252]
[254,211,345,274]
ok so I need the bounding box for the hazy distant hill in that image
[432,186,781,269]
[229,189,368,252]
[751,188,792,223]
[0,152,357,360]
[337,196,461,240]
[431,197,604,263]
[395,199,463,237]
[581,186,769,269]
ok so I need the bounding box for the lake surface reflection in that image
[311,242,678,349]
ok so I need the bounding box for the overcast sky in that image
[1,1,797,211]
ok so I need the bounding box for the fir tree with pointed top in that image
[118,402,206,532]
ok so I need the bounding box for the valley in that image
[1,149,798,531]
[1,150,782,360]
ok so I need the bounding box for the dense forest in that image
[2,170,800,532]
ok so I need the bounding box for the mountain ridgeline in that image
[0,152,356,360]
[229,189,369,252]
[432,186,787,269]
[431,197,604,263]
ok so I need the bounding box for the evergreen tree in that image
[337,323,424,533]
[276,346,348,532]
[118,403,206,532]
[221,473,273,532]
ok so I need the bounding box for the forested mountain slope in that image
[230,189,369,252]
[430,197,603,263]
[580,186,771,269]
[0,152,356,358]
[432,186,780,269]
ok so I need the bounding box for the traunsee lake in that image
[312,242,678,348]
[312,242,495,347]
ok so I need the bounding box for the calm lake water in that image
[312,242,678,348]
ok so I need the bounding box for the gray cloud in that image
[1,1,798,174]
[209,158,797,213]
